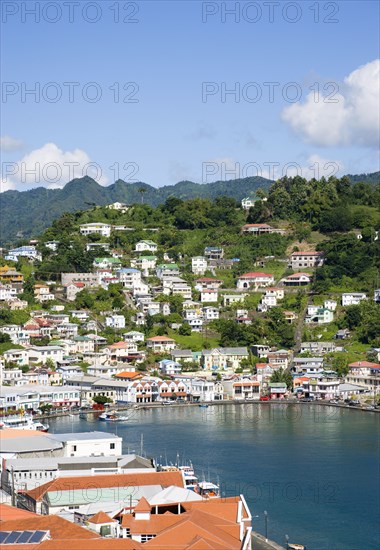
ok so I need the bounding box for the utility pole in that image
[11,467,16,507]
[264,510,268,542]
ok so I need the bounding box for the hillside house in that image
[201,347,249,370]
[146,336,177,353]
[237,272,274,290]
[283,273,311,286]
[204,246,224,260]
[135,240,158,253]
[191,256,208,275]
[242,223,282,235]
[341,292,367,306]
[79,223,111,238]
[200,289,218,303]
[289,251,324,269]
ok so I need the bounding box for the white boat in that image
[98,411,129,422]
[178,464,198,491]
[0,415,49,432]
[196,481,220,498]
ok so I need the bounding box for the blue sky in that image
[1,0,379,191]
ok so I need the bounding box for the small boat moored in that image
[98,411,129,422]
[196,481,220,498]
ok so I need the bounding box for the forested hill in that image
[0,176,272,244]
[1,172,379,245]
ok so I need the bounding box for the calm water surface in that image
[49,404,380,550]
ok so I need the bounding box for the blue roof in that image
[118,268,140,273]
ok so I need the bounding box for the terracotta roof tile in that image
[134,496,151,513]
[0,504,38,522]
[25,471,185,502]
[0,515,99,541]
[88,511,116,524]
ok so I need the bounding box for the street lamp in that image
[264,510,268,541]
[285,534,289,549]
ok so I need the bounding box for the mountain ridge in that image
[1,172,379,244]
[0,176,272,244]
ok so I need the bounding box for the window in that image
[110,443,115,450]
[141,535,155,542]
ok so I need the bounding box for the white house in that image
[135,240,158,253]
[106,201,130,212]
[116,268,142,288]
[123,331,145,343]
[191,256,208,275]
[341,293,367,306]
[241,197,255,209]
[0,285,17,301]
[5,246,41,262]
[264,287,285,300]
[130,256,157,275]
[27,346,64,365]
[283,273,311,286]
[156,264,180,279]
[190,378,215,401]
[79,223,111,238]
[105,314,126,329]
[200,289,218,303]
[146,336,176,353]
[237,272,274,290]
[158,359,182,376]
[324,299,337,311]
[202,306,219,321]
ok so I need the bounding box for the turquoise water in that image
[49,404,380,550]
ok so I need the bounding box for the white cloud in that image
[1,142,108,192]
[282,59,380,148]
[0,135,24,151]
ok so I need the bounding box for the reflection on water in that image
[50,405,380,550]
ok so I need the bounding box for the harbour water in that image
[49,404,380,550]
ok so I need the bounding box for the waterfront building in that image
[2,454,153,493]
[19,470,185,516]
[346,361,380,395]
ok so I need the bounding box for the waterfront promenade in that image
[252,531,285,549]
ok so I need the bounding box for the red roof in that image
[238,272,273,278]
[88,511,116,524]
[286,272,311,278]
[348,361,380,368]
[134,496,151,513]
[201,289,217,293]
[147,336,175,342]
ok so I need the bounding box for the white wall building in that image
[191,256,208,275]
[341,293,367,306]
[79,223,111,238]
[105,314,126,329]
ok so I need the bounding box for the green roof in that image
[94,257,121,263]
[158,264,179,269]
[269,382,287,388]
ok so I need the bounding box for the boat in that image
[196,481,220,498]
[98,411,129,422]
[178,463,198,491]
[287,544,306,550]
[198,404,209,408]
[0,415,49,432]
